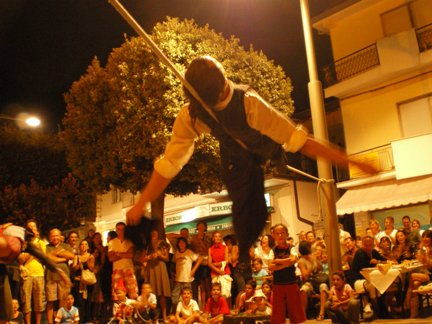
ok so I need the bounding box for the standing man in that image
[18,220,46,324]
[46,228,74,324]
[126,55,376,258]
[67,231,79,256]
[401,215,421,250]
[108,222,138,299]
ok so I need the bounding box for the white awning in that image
[336,175,432,215]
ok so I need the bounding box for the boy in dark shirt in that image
[269,224,305,324]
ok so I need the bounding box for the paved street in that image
[304,318,432,323]
[304,315,432,323]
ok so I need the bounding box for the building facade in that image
[313,0,432,234]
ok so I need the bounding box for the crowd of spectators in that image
[5,214,432,324]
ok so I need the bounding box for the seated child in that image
[165,314,178,324]
[175,287,201,324]
[252,258,269,289]
[324,271,360,324]
[136,283,159,323]
[248,290,272,316]
[9,299,24,324]
[202,282,230,324]
[261,281,273,305]
[54,294,79,324]
[235,280,256,314]
[113,284,136,324]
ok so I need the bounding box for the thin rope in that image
[108,0,220,122]
[109,0,337,224]
[285,164,334,222]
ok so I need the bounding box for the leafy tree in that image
[62,17,294,199]
[0,125,95,236]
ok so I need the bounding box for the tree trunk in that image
[151,192,166,239]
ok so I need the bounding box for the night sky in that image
[0,0,345,131]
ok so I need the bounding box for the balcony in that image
[322,44,380,87]
[416,23,432,53]
[347,144,394,179]
[321,23,432,93]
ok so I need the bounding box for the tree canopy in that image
[62,17,295,196]
[0,125,95,236]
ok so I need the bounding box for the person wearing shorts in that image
[19,220,47,324]
[45,228,74,324]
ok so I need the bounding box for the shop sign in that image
[209,201,232,216]
[165,193,272,226]
[165,205,210,226]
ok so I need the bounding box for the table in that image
[360,262,424,294]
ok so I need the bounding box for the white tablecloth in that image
[360,268,400,294]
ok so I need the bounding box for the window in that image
[398,95,432,138]
[121,192,134,208]
[111,188,121,204]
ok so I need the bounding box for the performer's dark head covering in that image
[184,55,227,120]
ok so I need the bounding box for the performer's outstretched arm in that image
[300,137,378,175]
[126,170,171,225]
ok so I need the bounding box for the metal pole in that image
[299,0,341,273]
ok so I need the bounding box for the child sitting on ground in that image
[113,282,136,324]
[9,299,24,324]
[235,280,256,314]
[136,283,158,323]
[54,294,79,324]
[261,281,273,305]
[252,258,269,289]
[248,290,272,316]
[324,271,360,324]
[175,287,201,324]
[202,282,230,324]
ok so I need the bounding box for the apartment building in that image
[313,0,432,234]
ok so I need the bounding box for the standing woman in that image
[91,232,106,323]
[190,221,212,308]
[71,240,95,323]
[208,231,231,301]
[369,219,381,248]
[143,229,171,322]
[254,234,275,272]
[101,231,116,321]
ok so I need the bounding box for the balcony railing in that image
[321,44,380,87]
[416,23,432,53]
[348,144,394,179]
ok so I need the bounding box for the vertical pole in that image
[299,0,341,273]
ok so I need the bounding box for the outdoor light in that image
[0,113,42,128]
[25,116,41,127]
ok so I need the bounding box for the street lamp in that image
[0,113,41,128]
[299,0,341,273]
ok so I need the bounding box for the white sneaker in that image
[364,303,372,313]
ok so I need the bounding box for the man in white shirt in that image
[108,222,138,299]
[126,55,376,259]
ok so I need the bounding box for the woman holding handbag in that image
[71,239,95,323]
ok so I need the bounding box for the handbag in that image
[81,268,96,286]
[309,271,329,291]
